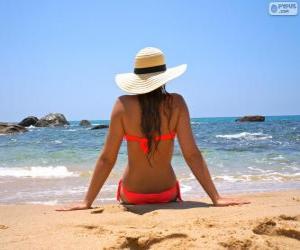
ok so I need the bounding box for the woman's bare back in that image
[119,93,182,193]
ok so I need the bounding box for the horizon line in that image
[3,114,300,123]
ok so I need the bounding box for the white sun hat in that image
[115,47,187,94]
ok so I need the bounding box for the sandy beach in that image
[0,190,299,250]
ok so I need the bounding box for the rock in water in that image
[18,116,39,127]
[0,122,28,134]
[35,120,51,127]
[236,115,265,122]
[91,124,109,130]
[35,113,69,127]
[79,120,91,126]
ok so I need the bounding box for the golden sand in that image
[0,190,299,249]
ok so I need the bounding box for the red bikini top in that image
[124,131,176,154]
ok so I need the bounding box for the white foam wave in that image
[99,197,116,201]
[213,172,300,182]
[179,173,195,181]
[270,155,285,160]
[26,200,59,205]
[216,132,272,140]
[0,166,79,178]
[180,183,192,193]
[247,167,274,173]
[291,166,300,171]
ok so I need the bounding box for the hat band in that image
[134,64,166,75]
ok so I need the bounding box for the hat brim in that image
[115,64,187,94]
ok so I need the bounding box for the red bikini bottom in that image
[116,179,183,205]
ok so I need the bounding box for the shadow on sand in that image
[122,201,212,215]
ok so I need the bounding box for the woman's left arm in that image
[56,98,125,211]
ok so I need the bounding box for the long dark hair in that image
[137,85,173,160]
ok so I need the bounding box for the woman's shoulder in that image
[117,95,137,105]
[169,93,186,108]
[169,92,184,100]
[114,95,138,113]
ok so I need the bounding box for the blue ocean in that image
[0,116,299,205]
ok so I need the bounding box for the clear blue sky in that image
[1,1,299,122]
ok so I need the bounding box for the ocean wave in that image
[53,140,63,144]
[180,183,193,193]
[247,166,274,173]
[291,166,300,171]
[28,125,41,132]
[179,173,195,181]
[0,166,79,178]
[216,132,272,140]
[270,155,285,160]
[213,172,300,182]
[26,200,59,205]
[99,197,117,201]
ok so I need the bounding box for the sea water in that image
[0,116,299,204]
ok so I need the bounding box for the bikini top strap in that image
[155,131,176,141]
[124,135,148,153]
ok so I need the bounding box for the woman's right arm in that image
[175,94,250,206]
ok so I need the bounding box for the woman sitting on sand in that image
[57,47,249,210]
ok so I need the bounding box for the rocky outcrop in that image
[0,123,28,134]
[35,120,51,127]
[236,115,265,122]
[18,116,39,127]
[79,120,91,126]
[35,113,69,127]
[91,124,109,130]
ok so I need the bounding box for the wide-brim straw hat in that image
[115,47,187,94]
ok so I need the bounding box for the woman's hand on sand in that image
[55,201,91,211]
[213,196,250,207]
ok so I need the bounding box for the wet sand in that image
[0,190,299,249]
